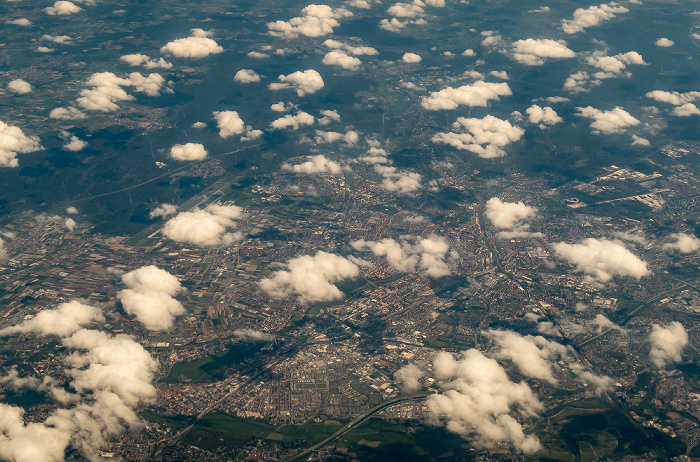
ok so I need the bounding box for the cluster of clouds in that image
[565,51,646,92]
[552,237,650,284]
[0,121,42,168]
[51,72,167,115]
[163,204,245,247]
[576,106,640,134]
[282,154,345,175]
[526,105,563,128]
[646,90,700,117]
[213,110,262,141]
[357,147,424,193]
[485,197,543,239]
[259,251,359,303]
[561,2,629,34]
[44,0,84,15]
[421,81,512,111]
[350,235,455,278]
[311,129,360,146]
[431,115,524,158]
[160,29,223,58]
[117,266,186,331]
[269,69,324,96]
[379,0,445,32]
[35,213,77,232]
[267,4,352,38]
[0,301,159,462]
[120,54,173,69]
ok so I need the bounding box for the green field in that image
[162,341,267,383]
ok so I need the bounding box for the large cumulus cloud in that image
[421,81,512,111]
[160,29,223,58]
[269,69,324,96]
[431,115,524,158]
[552,238,650,283]
[117,266,186,331]
[0,122,42,167]
[163,204,245,247]
[649,322,688,368]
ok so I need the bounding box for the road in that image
[283,394,428,462]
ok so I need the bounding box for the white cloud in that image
[44,1,82,15]
[631,135,650,146]
[259,252,359,303]
[312,130,359,145]
[663,232,700,254]
[117,266,185,331]
[160,31,223,58]
[526,105,562,127]
[0,121,42,168]
[36,46,55,53]
[163,204,245,247]
[561,3,629,34]
[421,81,512,111]
[269,69,324,96]
[673,103,700,117]
[6,18,32,26]
[66,206,78,214]
[552,238,650,283]
[0,301,104,337]
[388,2,424,18]
[576,106,639,133]
[649,322,688,368]
[322,39,378,56]
[402,52,422,63]
[65,218,76,232]
[431,115,524,158]
[358,147,389,164]
[191,121,207,128]
[379,17,406,31]
[49,106,86,120]
[76,72,165,112]
[646,90,700,106]
[267,4,352,38]
[213,110,260,140]
[170,143,207,161]
[119,54,172,69]
[351,235,454,277]
[427,349,542,454]
[656,37,674,47]
[7,79,31,94]
[374,165,422,193]
[234,69,261,83]
[232,329,275,342]
[282,154,345,174]
[149,203,177,219]
[42,34,73,44]
[60,131,87,151]
[485,197,542,238]
[546,96,570,103]
[511,38,575,66]
[462,49,476,57]
[247,51,270,59]
[322,50,362,70]
[318,109,341,125]
[395,363,423,392]
[0,238,6,259]
[270,111,315,130]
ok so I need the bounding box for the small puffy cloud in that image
[282,154,345,175]
[427,349,542,454]
[0,301,103,337]
[66,206,78,214]
[163,204,244,247]
[646,90,700,106]
[374,165,422,193]
[60,131,87,151]
[631,135,650,146]
[6,18,32,26]
[7,79,31,94]
[149,203,177,219]
[36,46,55,53]
[64,218,76,232]
[232,329,275,342]
[267,4,352,38]
[388,2,424,18]
[170,143,207,161]
[673,103,700,117]
[656,37,674,47]
[431,115,524,158]
[317,109,341,125]
[271,101,294,112]
[44,1,82,15]
[663,232,700,254]
[577,106,639,134]
[119,54,172,69]
[191,121,207,128]
[42,35,73,45]
[160,31,223,58]
[561,3,629,34]
[322,50,362,70]
[76,72,165,112]
[552,238,650,283]
[379,18,406,32]
[0,238,6,259]
[117,266,185,331]
[358,147,389,164]
[247,51,270,59]
[49,106,86,120]
[402,52,422,63]
[270,111,315,130]
[462,49,476,57]
[395,364,423,392]
[649,322,688,368]
[269,69,324,96]
[0,121,42,168]
[351,235,454,278]
[313,130,359,145]
[322,39,378,55]
[234,69,261,83]
[511,38,575,66]
[485,197,542,238]
[564,71,590,93]
[259,252,359,303]
[526,105,562,127]
[421,81,512,111]
[213,110,260,140]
